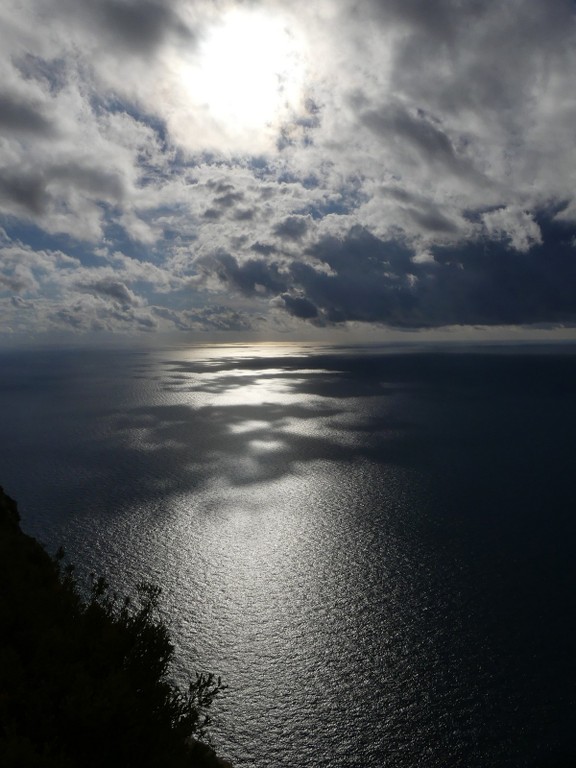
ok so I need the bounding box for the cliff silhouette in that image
[0,487,231,768]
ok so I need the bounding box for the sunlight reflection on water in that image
[145,460,431,768]
[3,344,576,767]
[82,346,443,766]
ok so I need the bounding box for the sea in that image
[1,342,576,768]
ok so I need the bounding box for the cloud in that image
[200,252,287,297]
[87,0,193,55]
[273,215,310,242]
[0,173,49,216]
[153,304,258,332]
[359,102,482,183]
[0,236,184,336]
[202,221,576,328]
[0,162,126,222]
[45,293,159,333]
[280,293,319,320]
[482,208,543,253]
[77,278,143,308]
[1,0,576,339]
[0,91,55,136]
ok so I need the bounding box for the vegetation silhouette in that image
[0,487,229,768]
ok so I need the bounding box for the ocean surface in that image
[1,342,576,767]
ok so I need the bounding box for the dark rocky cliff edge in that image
[0,487,232,768]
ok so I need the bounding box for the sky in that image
[2,0,576,345]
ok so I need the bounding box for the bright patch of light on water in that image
[2,344,576,767]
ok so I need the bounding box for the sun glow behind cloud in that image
[181,8,308,150]
[3,0,576,341]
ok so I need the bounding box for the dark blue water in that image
[1,343,576,767]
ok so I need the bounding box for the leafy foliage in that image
[0,488,227,768]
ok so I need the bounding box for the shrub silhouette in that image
[0,487,227,768]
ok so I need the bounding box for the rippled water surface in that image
[2,343,576,767]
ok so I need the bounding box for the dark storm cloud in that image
[405,206,459,234]
[380,0,574,120]
[300,223,576,326]
[233,208,255,221]
[13,55,69,97]
[51,163,126,201]
[78,278,141,307]
[251,242,277,256]
[360,102,482,182]
[315,225,412,276]
[292,229,418,325]
[207,228,416,324]
[87,0,193,54]
[204,252,287,296]
[425,216,576,326]
[360,0,496,51]
[207,218,576,328]
[214,191,244,209]
[0,92,55,136]
[202,188,254,222]
[280,293,319,320]
[380,185,460,234]
[0,162,125,223]
[0,173,49,216]
[273,215,310,241]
